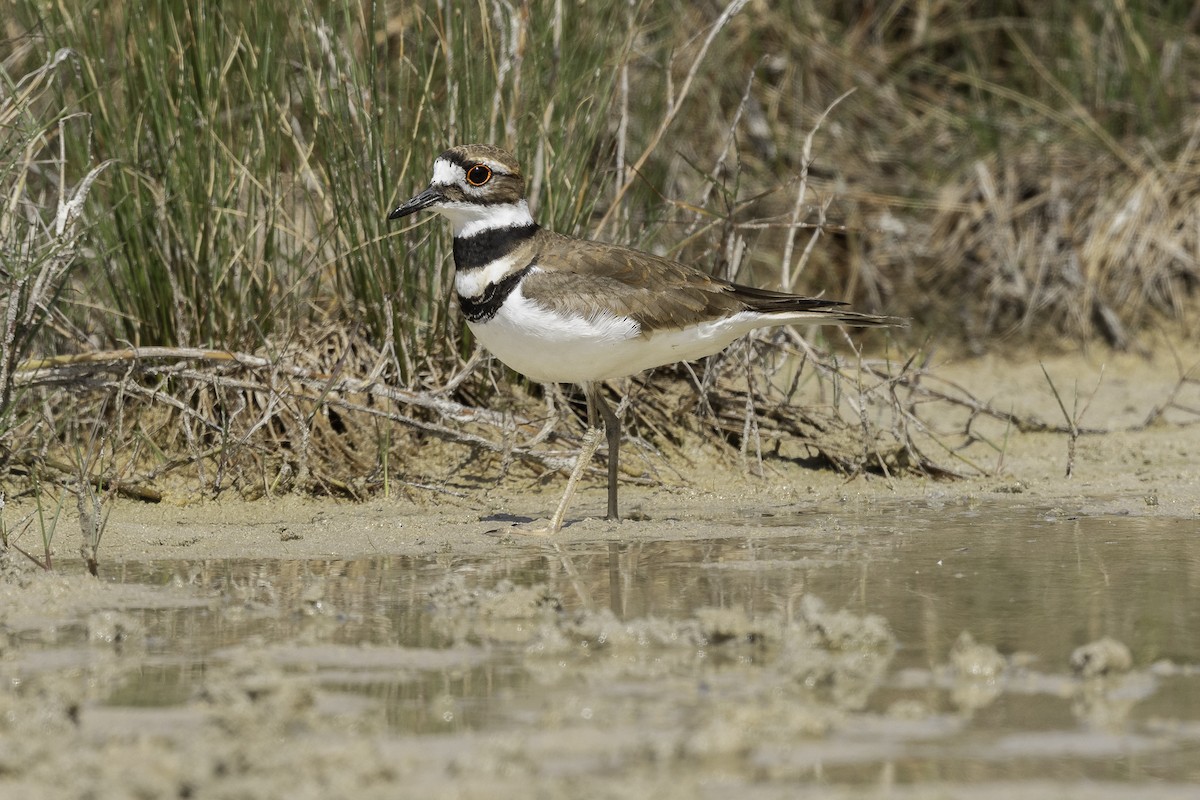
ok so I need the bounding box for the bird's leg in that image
[586,390,598,429]
[588,383,621,521]
[514,385,610,536]
[545,425,605,534]
[528,384,620,535]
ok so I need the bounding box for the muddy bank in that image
[1,345,1199,799]
[60,338,1200,562]
[3,505,1199,799]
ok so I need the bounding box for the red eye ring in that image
[465,164,492,186]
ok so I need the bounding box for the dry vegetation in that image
[1,1,1198,557]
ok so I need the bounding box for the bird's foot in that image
[504,517,563,537]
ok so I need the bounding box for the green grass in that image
[2,0,1199,500]
[8,0,1199,359]
[9,0,631,381]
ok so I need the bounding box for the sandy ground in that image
[1,342,1198,799]
[81,339,1200,560]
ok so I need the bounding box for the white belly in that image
[468,288,765,384]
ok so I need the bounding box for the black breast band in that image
[459,264,534,323]
[452,224,538,271]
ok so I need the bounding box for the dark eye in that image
[465,164,492,186]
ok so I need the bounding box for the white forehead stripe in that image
[431,158,464,186]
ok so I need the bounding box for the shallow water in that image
[14,502,1200,795]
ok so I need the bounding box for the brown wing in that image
[520,231,848,331]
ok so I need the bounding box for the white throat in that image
[436,199,534,238]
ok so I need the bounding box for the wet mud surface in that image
[2,502,1199,799]
[2,348,1200,798]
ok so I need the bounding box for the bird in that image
[389,144,895,533]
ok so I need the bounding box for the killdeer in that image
[389,144,895,533]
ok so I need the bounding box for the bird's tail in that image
[770,307,905,328]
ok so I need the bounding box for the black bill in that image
[388,186,444,220]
